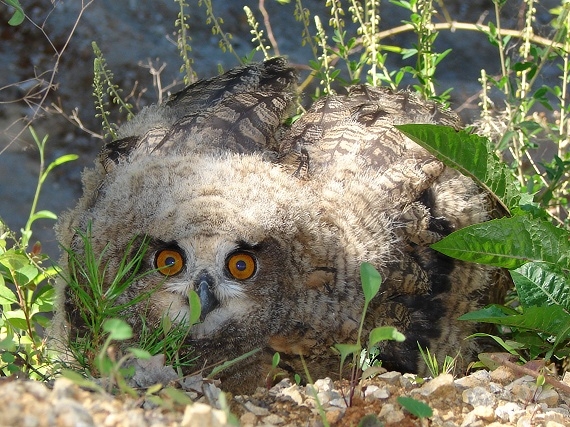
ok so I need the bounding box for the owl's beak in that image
[196,272,219,321]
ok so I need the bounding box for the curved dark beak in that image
[196,272,219,321]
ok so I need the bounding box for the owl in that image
[52,58,508,394]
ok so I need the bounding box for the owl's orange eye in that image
[227,252,256,280]
[155,249,184,276]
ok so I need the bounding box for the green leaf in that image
[395,124,520,212]
[29,210,57,223]
[161,386,194,405]
[0,282,18,304]
[1,351,16,363]
[430,216,570,269]
[208,348,261,378]
[360,262,382,304]
[368,326,405,348]
[511,262,570,311]
[272,351,280,368]
[61,369,105,393]
[463,305,570,337]
[188,289,201,326]
[0,251,29,271]
[103,318,133,340]
[7,0,25,26]
[333,343,361,369]
[4,309,28,330]
[397,396,433,418]
[43,154,78,177]
[128,347,152,359]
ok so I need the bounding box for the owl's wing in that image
[277,85,461,179]
[100,58,298,170]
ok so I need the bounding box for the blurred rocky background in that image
[0,0,560,260]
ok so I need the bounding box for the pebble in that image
[463,386,497,407]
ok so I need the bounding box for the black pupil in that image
[236,259,247,271]
[165,256,176,267]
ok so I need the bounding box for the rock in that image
[412,373,456,399]
[462,386,497,407]
[240,411,258,427]
[495,402,525,423]
[364,385,390,400]
[473,405,496,421]
[244,401,270,417]
[53,398,95,427]
[379,403,405,424]
[489,366,516,385]
[281,384,304,405]
[181,402,227,427]
[325,409,345,424]
[378,371,401,385]
[455,370,491,390]
[262,413,285,424]
[536,388,560,407]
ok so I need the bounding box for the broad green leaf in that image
[13,263,39,285]
[31,314,51,328]
[463,305,570,337]
[360,262,382,304]
[103,318,133,340]
[0,282,18,304]
[511,262,570,310]
[397,396,433,418]
[368,326,405,348]
[1,351,16,363]
[395,124,520,212]
[431,216,570,269]
[0,251,29,271]
[5,309,28,330]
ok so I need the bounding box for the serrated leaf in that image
[395,124,520,212]
[431,216,570,269]
[360,262,382,304]
[511,262,570,310]
[397,396,433,418]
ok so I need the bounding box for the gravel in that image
[2,367,569,427]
